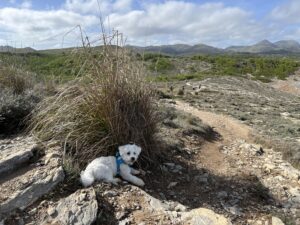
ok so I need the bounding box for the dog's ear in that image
[136,146,142,155]
[118,145,127,156]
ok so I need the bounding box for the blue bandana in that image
[116,151,124,175]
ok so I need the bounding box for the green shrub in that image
[149,57,174,72]
[191,54,300,81]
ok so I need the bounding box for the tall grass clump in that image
[29,32,160,167]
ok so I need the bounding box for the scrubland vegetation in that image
[1,51,299,84]
[1,44,299,167]
[144,53,300,82]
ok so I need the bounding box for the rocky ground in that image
[271,70,300,95]
[170,76,300,168]
[1,76,300,225]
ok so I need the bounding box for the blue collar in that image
[116,151,124,175]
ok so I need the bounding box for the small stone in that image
[161,166,168,172]
[175,165,183,170]
[104,190,118,197]
[168,182,178,189]
[116,211,126,220]
[228,205,241,216]
[217,191,228,198]
[119,218,130,225]
[271,217,284,225]
[194,175,208,184]
[47,206,56,216]
[174,204,187,212]
[164,163,175,168]
[29,207,37,214]
[169,191,176,196]
[159,192,166,200]
[263,163,276,173]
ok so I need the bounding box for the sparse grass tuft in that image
[0,66,33,94]
[29,33,160,167]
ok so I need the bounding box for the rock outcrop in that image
[100,185,232,225]
[0,137,36,175]
[40,188,98,225]
[0,138,64,219]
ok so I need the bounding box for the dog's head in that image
[118,143,141,165]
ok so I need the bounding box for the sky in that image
[0,0,300,49]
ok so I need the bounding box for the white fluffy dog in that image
[80,144,145,187]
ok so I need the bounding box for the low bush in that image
[0,89,40,135]
[148,57,174,72]
[0,66,41,135]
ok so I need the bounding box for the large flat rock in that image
[0,136,37,176]
[102,185,232,225]
[0,145,64,219]
[41,188,98,225]
[181,208,232,225]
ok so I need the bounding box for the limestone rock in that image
[0,137,37,175]
[128,186,231,225]
[181,208,232,225]
[271,216,284,225]
[0,146,64,218]
[41,188,98,225]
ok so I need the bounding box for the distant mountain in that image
[273,40,300,52]
[129,40,300,55]
[226,40,300,54]
[0,45,36,53]
[127,43,224,55]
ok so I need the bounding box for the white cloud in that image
[271,0,300,23]
[64,0,112,14]
[21,0,32,9]
[0,7,99,48]
[113,0,133,12]
[1,0,299,49]
[108,1,268,47]
[64,0,133,15]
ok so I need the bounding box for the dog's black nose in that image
[131,157,135,161]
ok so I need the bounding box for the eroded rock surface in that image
[221,140,300,224]
[0,136,36,175]
[97,185,232,225]
[40,188,98,225]
[0,139,64,219]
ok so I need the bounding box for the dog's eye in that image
[133,152,136,155]
[127,152,130,155]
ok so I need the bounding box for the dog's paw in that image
[135,179,145,187]
[131,169,140,175]
[112,178,122,185]
[140,169,146,176]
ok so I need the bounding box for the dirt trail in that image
[175,100,300,224]
[175,100,254,175]
[175,100,253,143]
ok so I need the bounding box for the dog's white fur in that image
[80,144,145,187]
